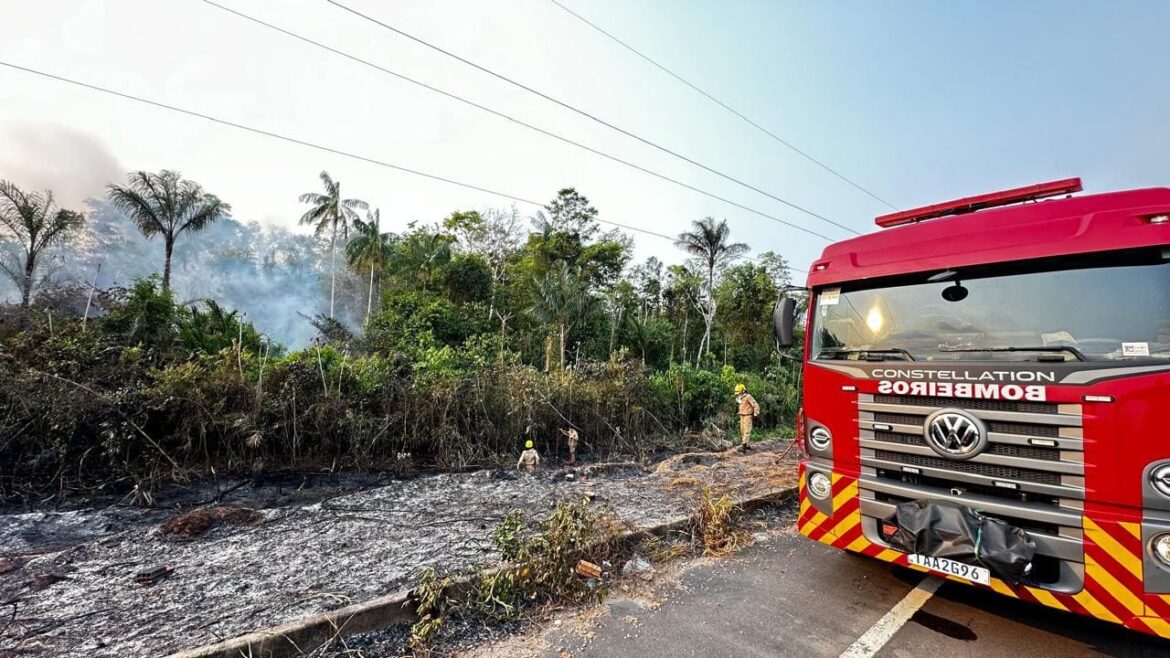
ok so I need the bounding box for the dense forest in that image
[0,170,803,503]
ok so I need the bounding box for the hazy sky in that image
[2,0,1168,276]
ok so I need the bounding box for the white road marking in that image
[839,576,943,658]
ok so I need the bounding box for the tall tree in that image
[345,209,395,323]
[542,187,599,240]
[663,264,701,364]
[630,256,664,319]
[298,171,367,318]
[757,250,793,292]
[389,225,453,291]
[528,261,596,370]
[715,262,780,369]
[675,217,749,363]
[107,170,230,291]
[526,188,604,274]
[443,207,522,320]
[0,181,85,309]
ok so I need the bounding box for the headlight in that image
[808,472,832,500]
[1152,464,1170,498]
[809,426,832,451]
[1153,534,1170,568]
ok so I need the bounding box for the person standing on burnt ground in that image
[735,383,760,450]
[559,426,579,465]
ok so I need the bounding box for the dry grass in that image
[691,486,749,557]
[405,499,625,656]
[743,461,798,490]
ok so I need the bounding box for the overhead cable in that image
[548,0,897,211]
[324,0,858,237]
[203,0,833,241]
[0,58,808,274]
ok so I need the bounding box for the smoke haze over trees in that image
[0,196,335,347]
[0,164,802,502]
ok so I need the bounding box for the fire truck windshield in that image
[811,250,1170,362]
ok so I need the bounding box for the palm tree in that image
[675,217,748,362]
[625,312,654,364]
[298,171,367,318]
[180,299,243,353]
[388,228,452,291]
[107,170,230,291]
[345,209,395,323]
[0,181,85,309]
[528,261,596,370]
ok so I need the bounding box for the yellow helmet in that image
[525,440,534,449]
[735,384,746,394]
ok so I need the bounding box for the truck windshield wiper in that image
[938,345,1087,362]
[816,348,916,362]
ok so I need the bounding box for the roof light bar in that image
[875,177,1083,228]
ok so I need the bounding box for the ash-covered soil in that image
[0,442,797,657]
[325,500,802,658]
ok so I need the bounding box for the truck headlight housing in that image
[808,472,832,500]
[809,426,832,451]
[1152,464,1170,498]
[1153,534,1170,569]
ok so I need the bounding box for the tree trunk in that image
[700,303,715,364]
[328,223,338,319]
[487,271,498,322]
[544,334,553,372]
[20,252,35,309]
[497,312,509,364]
[559,323,567,370]
[698,264,716,366]
[366,264,375,323]
[609,307,621,357]
[162,236,175,291]
[83,262,102,329]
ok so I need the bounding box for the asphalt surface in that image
[540,526,1170,658]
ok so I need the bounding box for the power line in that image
[324,0,859,237]
[0,59,807,274]
[546,0,897,212]
[201,0,832,242]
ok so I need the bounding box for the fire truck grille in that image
[988,444,1062,461]
[873,412,925,426]
[988,421,1059,437]
[857,392,1085,591]
[872,450,1062,485]
[870,431,1060,461]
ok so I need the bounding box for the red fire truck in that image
[775,178,1170,636]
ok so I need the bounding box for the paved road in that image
[540,525,1170,658]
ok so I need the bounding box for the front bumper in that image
[798,461,1170,639]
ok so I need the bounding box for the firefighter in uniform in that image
[559,426,579,465]
[517,440,541,473]
[735,384,760,450]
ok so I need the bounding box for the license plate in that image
[907,554,991,585]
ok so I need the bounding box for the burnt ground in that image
[321,501,801,658]
[0,442,797,657]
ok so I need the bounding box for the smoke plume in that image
[0,122,123,209]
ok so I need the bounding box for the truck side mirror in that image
[774,296,798,348]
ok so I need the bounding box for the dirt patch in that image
[159,506,264,539]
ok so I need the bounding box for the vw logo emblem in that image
[923,409,987,460]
